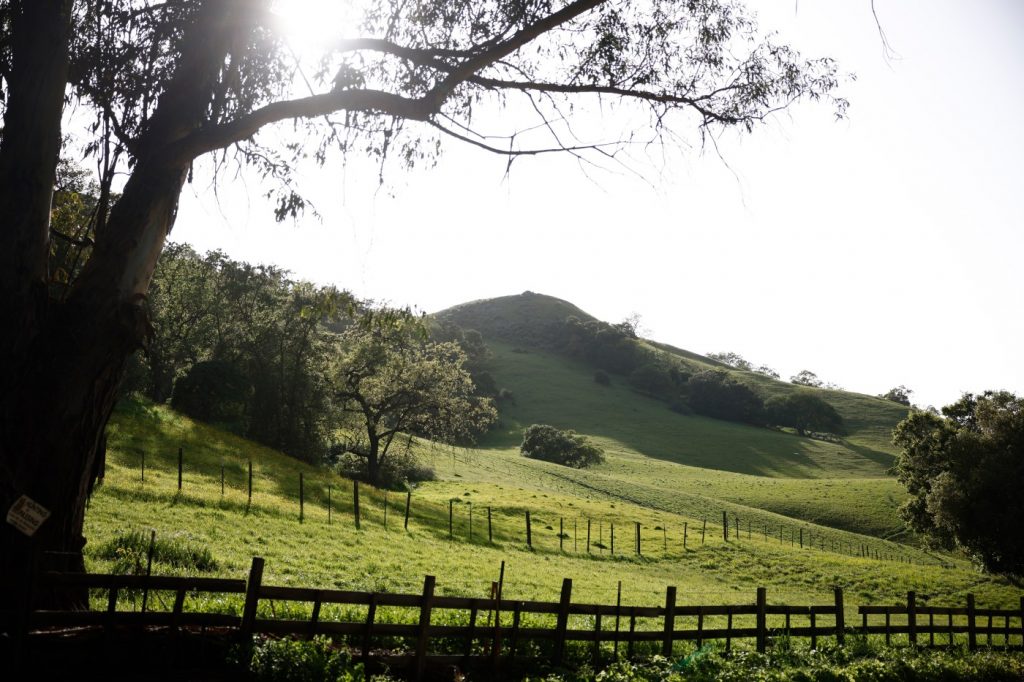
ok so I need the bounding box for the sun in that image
[272,0,359,54]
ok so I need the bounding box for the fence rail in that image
[4,557,1022,681]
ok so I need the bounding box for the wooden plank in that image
[756,587,767,653]
[552,578,573,665]
[241,557,265,636]
[42,573,245,593]
[661,586,675,657]
[835,587,845,645]
[414,575,435,682]
[362,594,376,661]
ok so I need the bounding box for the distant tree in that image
[628,363,674,397]
[707,351,752,371]
[331,310,497,485]
[754,365,780,379]
[765,392,845,436]
[880,385,913,406]
[790,370,824,388]
[892,391,1024,579]
[520,424,605,468]
[687,370,764,424]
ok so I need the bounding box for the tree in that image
[879,385,913,406]
[707,351,752,371]
[520,424,605,468]
[331,310,497,486]
[765,391,845,437]
[790,370,823,387]
[687,369,764,424]
[0,0,845,607]
[753,365,780,380]
[892,392,1024,579]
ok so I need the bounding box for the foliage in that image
[564,316,647,375]
[244,636,371,682]
[141,244,347,461]
[753,365,780,380]
[95,528,217,573]
[628,363,674,397]
[707,351,752,371]
[332,309,497,485]
[686,370,764,425]
[880,385,914,406]
[790,370,823,388]
[520,424,605,468]
[892,391,1024,578]
[765,391,846,437]
[170,360,251,429]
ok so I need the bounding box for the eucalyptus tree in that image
[0,0,846,605]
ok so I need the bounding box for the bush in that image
[594,370,611,386]
[326,446,435,489]
[687,370,764,424]
[628,363,673,397]
[520,424,605,468]
[170,360,250,428]
[245,636,368,682]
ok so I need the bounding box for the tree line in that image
[122,243,496,485]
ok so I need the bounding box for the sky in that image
[172,0,1024,411]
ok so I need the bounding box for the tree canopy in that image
[892,392,1024,579]
[331,309,497,486]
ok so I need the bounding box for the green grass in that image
[85,399,1021,625]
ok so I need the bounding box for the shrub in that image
[245,636,369,682]
[687,370,764,424]
[326,446,435,489]
[520,424,605,468]
[628,363,673,397]
[594,370,611,386]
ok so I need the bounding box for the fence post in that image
[247,460,253,510]
[701,517,706,545]
[587,519,591,553]
[560,518,564,551]
[614,581,622,658]
[662,586,676,657]
[552,578,573,665]
[967,594,977,650]
[635,522,641,556]
[756,587,767,653]
[488,506,492,542]
[405,490,411,530]
[353,480,361,530]
[328,485,332,525]
[299,473,304,523]
[907,591,917,646]
[525,511,532,548]
[414,575,436,682]
[141,530,156,612]
[800,528,803,549]
[722,511,728,542]
[834,587,845,645]
[241,557,265,635]
[177,446,183,491]
[449,499,454,539]
[610,523,615,555]
[683,522,688,549]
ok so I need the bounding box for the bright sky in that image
[173,0,1024,411]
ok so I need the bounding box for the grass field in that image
[84,399,1021,623]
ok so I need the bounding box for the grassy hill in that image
[84,399,1021,623]
[79,291,1019,637]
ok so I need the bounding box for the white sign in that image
[6,495,51,537]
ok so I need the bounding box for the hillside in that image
[86,399,1022,616]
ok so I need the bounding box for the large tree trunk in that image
[1,0,248,613]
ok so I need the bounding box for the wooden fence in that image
[5,557,1023,680]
